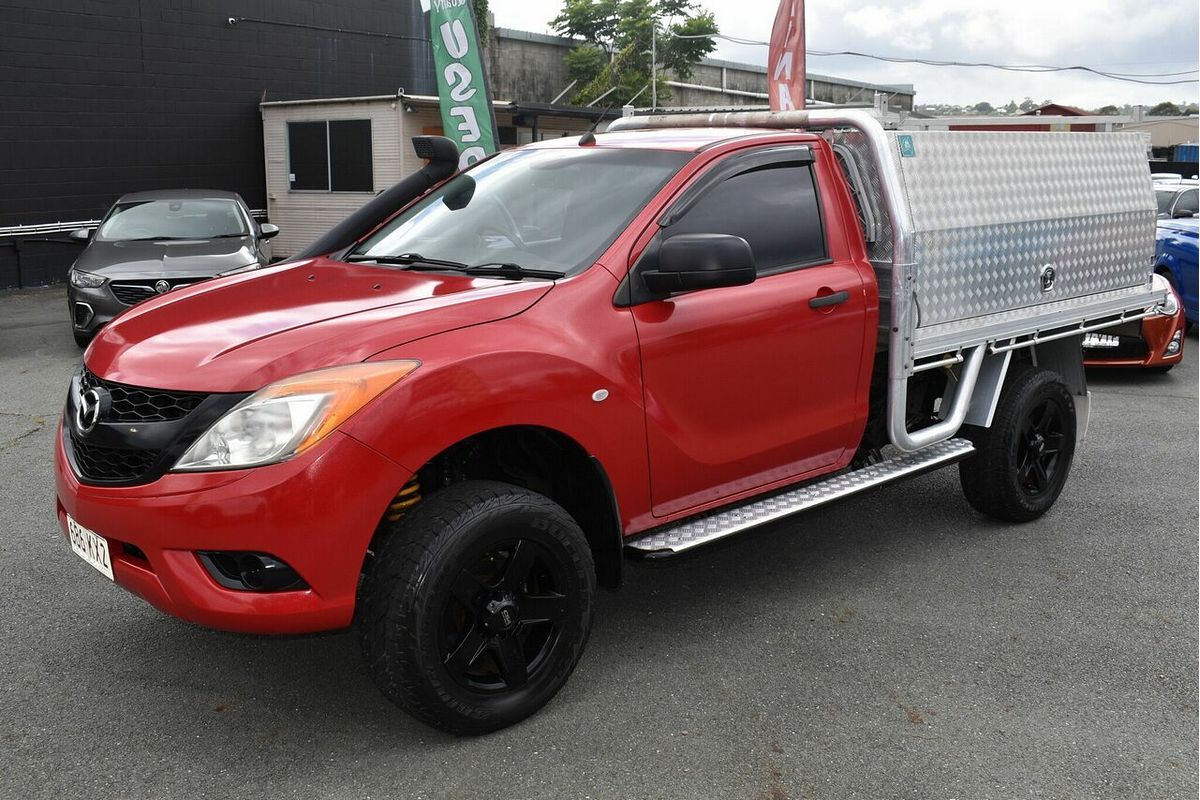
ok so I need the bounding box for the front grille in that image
[68,429,162,482]
[66,368,242,487]
[81,368,205,422]
[110,279,197,306]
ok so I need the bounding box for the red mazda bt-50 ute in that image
[55,111,1169,734]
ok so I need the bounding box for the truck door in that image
[628,147,870,518]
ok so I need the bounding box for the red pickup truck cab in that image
[57,124,1116,734]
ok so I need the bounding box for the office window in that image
[287,120,373,192]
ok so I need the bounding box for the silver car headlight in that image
[69,269,106,289]
[1152,273,1179,315]
[173,361,419,471]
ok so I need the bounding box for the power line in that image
[672,32,1199,85]
[808,49,1199,85]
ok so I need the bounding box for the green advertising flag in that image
[428,0,498,169]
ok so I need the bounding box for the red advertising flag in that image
[768,0,805,111]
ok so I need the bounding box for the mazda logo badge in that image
[154,280,171,294]
[76,389,102,434]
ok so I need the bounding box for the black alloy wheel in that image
[440,538,570,693]
[1014,399,1066,499]
[358,480,594,735]
[959,364,1077,522]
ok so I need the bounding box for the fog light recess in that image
[73,303,94,328]
[1165,330,1183,356]
[198,551,308,592]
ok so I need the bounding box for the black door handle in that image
[809,290,850,309]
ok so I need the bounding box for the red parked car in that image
[1082,274,1185,371]
[55,116,1173,734]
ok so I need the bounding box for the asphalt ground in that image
[1,285,1196,800]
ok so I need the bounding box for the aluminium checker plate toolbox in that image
[824,129,1162,360]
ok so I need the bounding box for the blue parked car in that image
[1156,217,1198,326]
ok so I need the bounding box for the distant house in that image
[1021,103,1089,117]
[909,102,1109,133]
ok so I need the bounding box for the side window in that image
[1175,189,1198,216]
[665,162,826,272]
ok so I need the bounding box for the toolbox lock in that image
[1040,264,1057,293]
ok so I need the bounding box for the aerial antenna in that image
[579,102,616,146]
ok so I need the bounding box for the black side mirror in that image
[443,176,476,211]
[69,228,92,242]
[642,233,756,294]
[259,223,280,239]
[1173,208,1196,219]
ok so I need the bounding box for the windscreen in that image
[98,199,249,241]
[350,147,691,276]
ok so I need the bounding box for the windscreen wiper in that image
[343,253,561,280]
[461,262,563,280]
[343,252,468,269]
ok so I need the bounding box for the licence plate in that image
[67,515,114,581]
[1082,333,1120,349]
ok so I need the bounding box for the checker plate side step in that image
[625,438,975,557]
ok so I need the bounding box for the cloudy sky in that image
[490,0,1199,109]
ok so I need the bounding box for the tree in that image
[550,0,718,106]
[1149,101,1183,116]
[1095,104,1119,116]
[1018,97,1037,112]
[473,0,489,46]
[1004,99,1018,114]
[973,101,995,114]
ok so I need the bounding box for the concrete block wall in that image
[488,29,576,106]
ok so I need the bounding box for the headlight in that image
[1152,273,1179,315]
[69,269,106,289]
[173,361,419,471]
[1162,288,1180,316]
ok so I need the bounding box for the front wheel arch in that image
[364,425,624,590]
[358,480,596,734]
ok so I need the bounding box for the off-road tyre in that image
[959,365,1077,523]
[358,480,595,736]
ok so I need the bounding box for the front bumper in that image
[67,275,225,336]
[67,283,124,335]
[1082,305,1186,369]
[54,422,411,634]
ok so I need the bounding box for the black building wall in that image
[0,0,435,289]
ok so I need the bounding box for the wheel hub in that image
[481,594,520,633]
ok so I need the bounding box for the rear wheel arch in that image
[958,363,1077,522]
